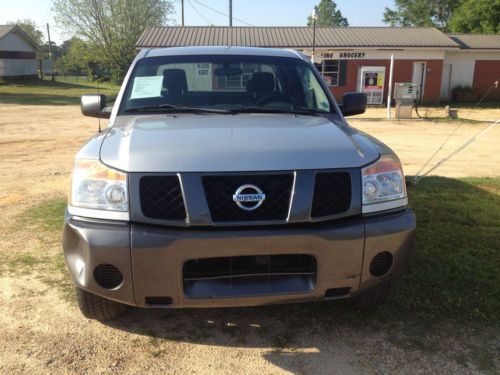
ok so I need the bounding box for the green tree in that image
[59,38,101,77]
[449,0,500,34]
[7,19,44,46]
[383,0,460,31]
[307,0,349,27]
[54,0,175,82]
[40,42,62,59]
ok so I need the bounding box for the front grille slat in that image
[311,172,352,218]
[139,175,187,221]
[202,174,294,222]
[183,272,316,282]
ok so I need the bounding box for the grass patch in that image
[385,176,500,323]
[0,76,120,105]
[2,253,52,276]
[25,197,67,232]
[23,197,74,301]
[0,196,73,300]
[431,102,500,109]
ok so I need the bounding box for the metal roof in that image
[0,25,40,50]
[448,34,500,50]
[136,26,459,49]
[0,25,15,40]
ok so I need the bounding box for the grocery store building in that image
[136,26,500,104]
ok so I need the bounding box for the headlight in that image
[362,155,407,214]
[70,159,128,211]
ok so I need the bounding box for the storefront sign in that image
[320,51,366,59]
[339,52,366,59]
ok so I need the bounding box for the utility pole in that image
[46,23,54,81]
[311,8,318,63]
[181,0,185,26]
[387,54,394,119]
[229,0,232,26]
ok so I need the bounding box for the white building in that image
[0,25,39,79]
[443,35,500,102]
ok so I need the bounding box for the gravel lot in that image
[0,104,498,374]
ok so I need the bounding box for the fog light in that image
[369,252,393,277]
[93,264,123,289]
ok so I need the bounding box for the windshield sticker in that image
[130,76,163,99]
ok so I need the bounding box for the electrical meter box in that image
[394,83,418,119]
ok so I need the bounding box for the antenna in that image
[46,23,54,81]
[97,66,101,133]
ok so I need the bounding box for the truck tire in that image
[75,287,127,321]
[354,281,391,310]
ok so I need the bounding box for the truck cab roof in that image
[140,46,307,60]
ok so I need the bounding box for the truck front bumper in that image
[63,209,415,308]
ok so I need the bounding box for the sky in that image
[0,0,396,44]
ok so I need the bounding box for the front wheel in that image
[75,287,127,321]
[353,281,391,310]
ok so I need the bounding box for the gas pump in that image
[394,83,418,119]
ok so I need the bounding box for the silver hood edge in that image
[100,113,379,173]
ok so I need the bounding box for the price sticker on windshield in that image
[130,76,163,99]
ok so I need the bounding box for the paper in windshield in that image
[130,76,163,99]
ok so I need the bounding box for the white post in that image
[387,54,394,119]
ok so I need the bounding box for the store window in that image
[315,59,346,87]
[321,60,339,86]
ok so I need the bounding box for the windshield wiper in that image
[229,106,321,116]
[125,103,232,114]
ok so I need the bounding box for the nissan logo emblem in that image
[232,184,266,211]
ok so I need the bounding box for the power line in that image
[414,120,500,183]
[192,0,254,26]
[187,0,214,25]
[40,0,53,28]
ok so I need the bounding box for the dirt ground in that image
[0,104,499,374]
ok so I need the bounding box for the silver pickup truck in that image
[63,47,415,321]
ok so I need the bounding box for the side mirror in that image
[339,92,367,117]
[81,94,110,119]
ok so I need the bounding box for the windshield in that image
[119,54,334,115]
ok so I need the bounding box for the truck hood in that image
[100,113,380,172]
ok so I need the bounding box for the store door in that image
[357,66,385,105]
[440,64,452,101]
[412,62,426,103]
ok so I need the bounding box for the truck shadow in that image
[101,176,499,372]
[106,301,370,373]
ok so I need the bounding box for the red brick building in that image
[136,27,500,104]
